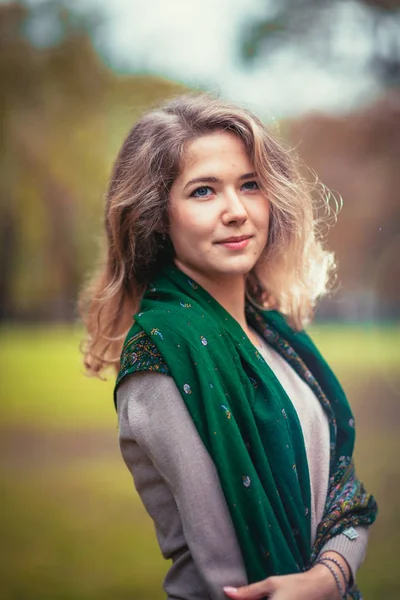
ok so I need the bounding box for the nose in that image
[221,189,248,226]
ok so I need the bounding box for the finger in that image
[223,578,274,599]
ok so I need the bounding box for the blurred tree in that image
[0,1,185,322]
[240,0,400,88]
[0,2,108,320]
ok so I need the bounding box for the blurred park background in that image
[1,0,399,598]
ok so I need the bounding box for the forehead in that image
[179,130,252,175]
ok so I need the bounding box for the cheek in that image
[168,212,202,260]
[170,204,215,239]
[253,201,270,234]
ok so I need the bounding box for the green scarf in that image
[115,264,377,597]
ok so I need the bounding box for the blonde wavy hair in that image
[79,93,338,376]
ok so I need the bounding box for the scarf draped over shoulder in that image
[115,265,378,599]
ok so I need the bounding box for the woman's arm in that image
[117,371,248,600]
[118,394,211,600]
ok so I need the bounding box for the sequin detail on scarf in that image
[117,305,377,599]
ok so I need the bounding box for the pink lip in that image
[217,236,252,250]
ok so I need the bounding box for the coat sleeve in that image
[317,526,370,585]
[117,371,248,600]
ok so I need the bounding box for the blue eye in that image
[191,186,213,198]
[242,181,259,191]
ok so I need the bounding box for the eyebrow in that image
[183,172,257,191]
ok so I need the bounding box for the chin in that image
[210,258,258,278]
[177,253,259,282]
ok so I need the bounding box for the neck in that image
[174,261,252,336]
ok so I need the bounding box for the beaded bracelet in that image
[319,556,349,590]
[315,558,346,599]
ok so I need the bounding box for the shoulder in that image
[118,370,177,401]
[115,329,170,403]
[117,371,179,418]
[117,371,193,442]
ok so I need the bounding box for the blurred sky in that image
[88,0,380,119]
[22,0,382,119]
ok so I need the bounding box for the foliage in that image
[240,0,400,88]
[0,2,186,321]
[0,1,399,324]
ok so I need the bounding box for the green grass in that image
[0,325,115,429]
[0,323,398,428]
[1,325,399,599]
[1,460,167,600]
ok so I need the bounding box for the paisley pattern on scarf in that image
[115,265,377,599]
[117,330,170,393]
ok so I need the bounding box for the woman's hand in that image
[223,563,342,600]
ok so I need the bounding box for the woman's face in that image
[168,130,270,285]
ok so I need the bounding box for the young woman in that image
[80,94,377,600]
